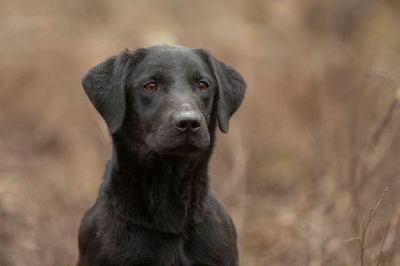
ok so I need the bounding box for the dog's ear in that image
[206,53,246,133]
[82,50,136,134]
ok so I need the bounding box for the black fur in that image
[78,45,246,266]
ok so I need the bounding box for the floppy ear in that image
[82,50,134,134]
[209,54,247,133]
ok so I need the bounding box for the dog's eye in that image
[198,81,208,91]
[144,83,157,92]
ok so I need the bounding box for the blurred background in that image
[1,0,400,265]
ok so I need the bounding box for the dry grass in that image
[1,0,400,265]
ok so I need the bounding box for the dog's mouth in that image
[146,130,210,156]
[158,135,210,156]
[160,143,204,156]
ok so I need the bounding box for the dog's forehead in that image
[139,45,208,72]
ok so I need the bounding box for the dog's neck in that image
[101,137,213,234]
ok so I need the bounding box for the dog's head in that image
[82,45,246,156]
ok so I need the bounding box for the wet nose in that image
[173,112,201,133]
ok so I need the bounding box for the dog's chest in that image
[103,224,221,266]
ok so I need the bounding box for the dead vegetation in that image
[1,0,400,265]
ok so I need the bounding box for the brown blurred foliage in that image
[1,0,400,265]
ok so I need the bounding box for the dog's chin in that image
[146,138,210,156]
[159,144,206,156]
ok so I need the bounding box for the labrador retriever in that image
[78,45,246,266]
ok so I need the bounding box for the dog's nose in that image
[174,112,201,132]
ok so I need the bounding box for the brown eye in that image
[144,83,157,91]
[198,81,208,91]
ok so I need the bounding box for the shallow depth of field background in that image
[1,0,400,265]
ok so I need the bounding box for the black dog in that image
[78,45,246,266]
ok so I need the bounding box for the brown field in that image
[1,0,400,265]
